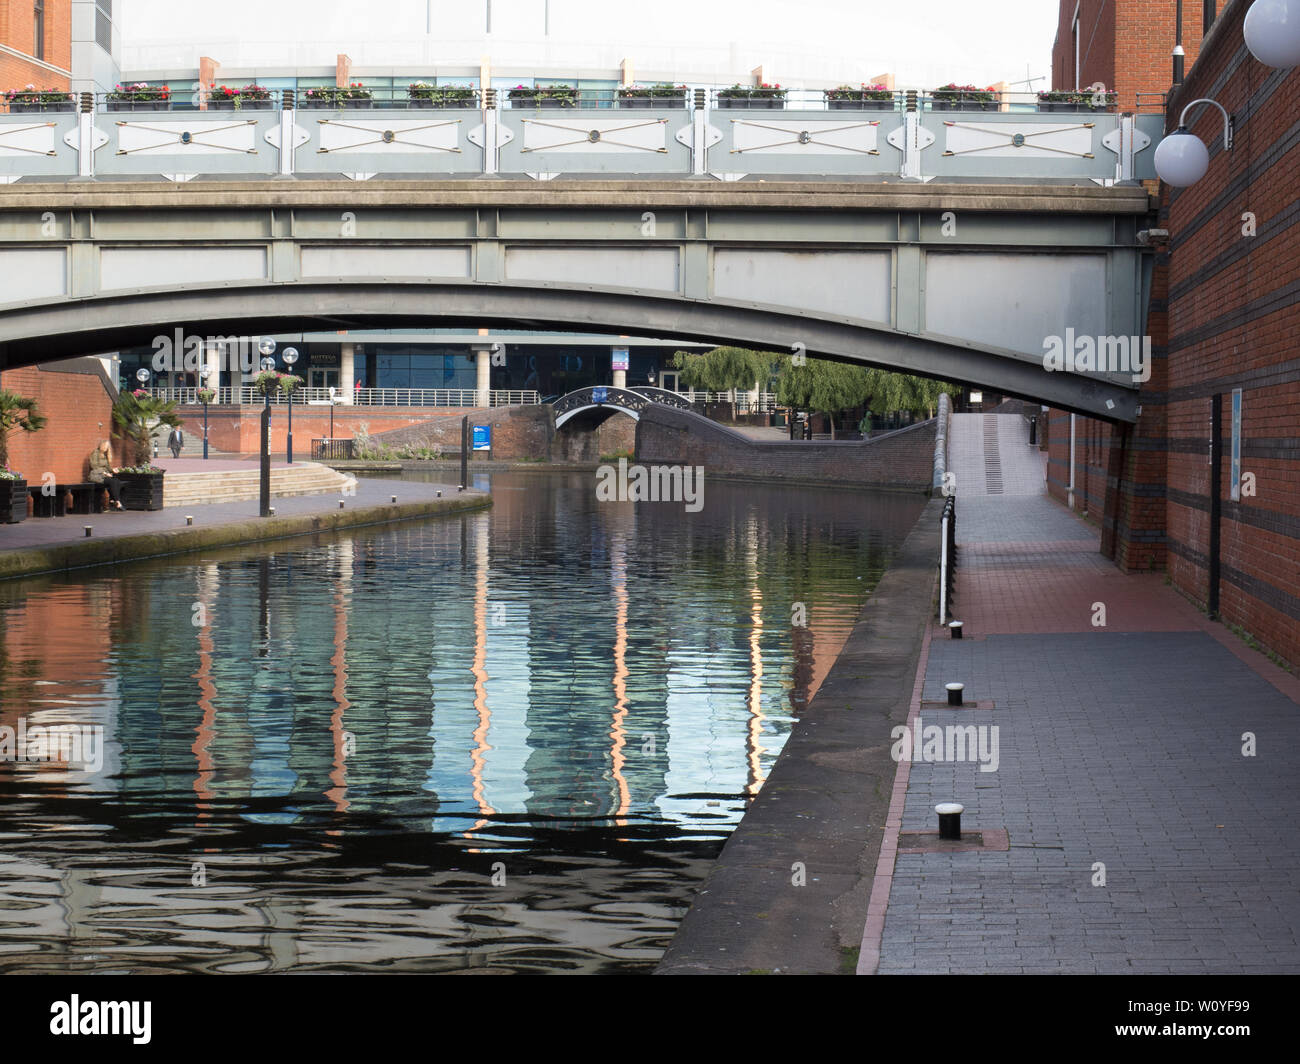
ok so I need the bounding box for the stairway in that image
[161,462,358,508]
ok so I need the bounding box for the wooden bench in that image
[28,482,108,518]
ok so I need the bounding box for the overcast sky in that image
[119,0,1059,90]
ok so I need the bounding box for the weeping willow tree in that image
[775,360,957,438]
[670,347,780,393]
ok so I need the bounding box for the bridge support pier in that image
[473,345,491,408]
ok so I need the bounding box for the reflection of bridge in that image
[552,386,694,428]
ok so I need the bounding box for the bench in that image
[28,482,108,518]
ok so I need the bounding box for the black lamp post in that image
[199,364,212,460]
[257,340,276,517]
[282,346,299,464]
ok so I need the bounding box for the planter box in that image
[119,472,164,511]
[1036,101,1106,113]
[8,101,75,114]
[0,480,27,523]
[931,100,998,112]
[301,99,374,110]
[409,97,477,108]
[618,96,686,109]
[206,100,273,111]
[827,99,895,111]
[717,98,786,109]
[106,100,171,112]
[510,97,577,109]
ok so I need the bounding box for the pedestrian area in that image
[865,415,1300,974]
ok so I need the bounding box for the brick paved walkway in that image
[866,473,1300,973]
[0,473,463,553]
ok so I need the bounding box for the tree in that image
[112,389,183,466]
[860,370,956,419]
[776,359,872,439]
[671,347,779,394]
[0,389,48,473]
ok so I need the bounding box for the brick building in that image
[1051,0,1208,100]
[1044,0,1300,669]
[0,0,71,92]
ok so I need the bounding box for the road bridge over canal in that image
[0,94,1166,421]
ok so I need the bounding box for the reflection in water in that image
[0,470,923,973]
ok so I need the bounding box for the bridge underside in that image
[0,284,1139,421]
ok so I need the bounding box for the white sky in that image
[118,0,1059,90]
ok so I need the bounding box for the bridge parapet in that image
[0,90,1165,185]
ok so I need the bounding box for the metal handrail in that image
[146,386,541,407]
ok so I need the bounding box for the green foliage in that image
[671,347,779,392]
[112,390,183,466]
[0,389,47,471]
[775,359,956,437]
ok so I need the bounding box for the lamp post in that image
[199,364,212,460]
[328,385,336,441]
[282,346,299,464]
[257,339,276,517]
[135,368,153,461]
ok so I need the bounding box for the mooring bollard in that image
[268,507,275,516]
[936,802,964,840]
[949,620,963,639]
[339,500,345,509]
[186,515,194,526]
[391,495,397,503]
[84,526,92,538]
[946,682,965,707]
[436,490,442,498]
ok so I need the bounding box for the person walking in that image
[167,425,185,458]
[87,440,125,510]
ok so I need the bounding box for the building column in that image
[204,343,222,395]
[474,345,491,407]
[340,343,355,404]
[613,368,627,390]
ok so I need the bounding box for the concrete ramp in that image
[947,413,1045,497]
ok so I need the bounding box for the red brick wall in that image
[193,406,467,454]
[1103,0,1300,667]
[370,405,554,460]
[1051,0,1202,102]
[0,0,71,88]
[636,406,936,492]
[0,361,118,482]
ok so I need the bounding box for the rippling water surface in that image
[0,469,923,973]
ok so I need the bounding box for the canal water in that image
[0,469,924,973]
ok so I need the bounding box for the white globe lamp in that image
[1154,129,1211,187]
[1244,0,1300,68]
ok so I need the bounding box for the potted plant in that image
[207,83,273,111]
[196,386,217,405]
[507,84,578,109]
[105,82,171,112]
[1036,88,1117,113]
[5,85,75,114]
[825,83,895,111]
[617,83,688,109]
[300,83,374,110]
[0,390,46,524]
[111,388,182,510]
[930,83,999,112]
[408,82,477,108]
[717,83,787,110]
